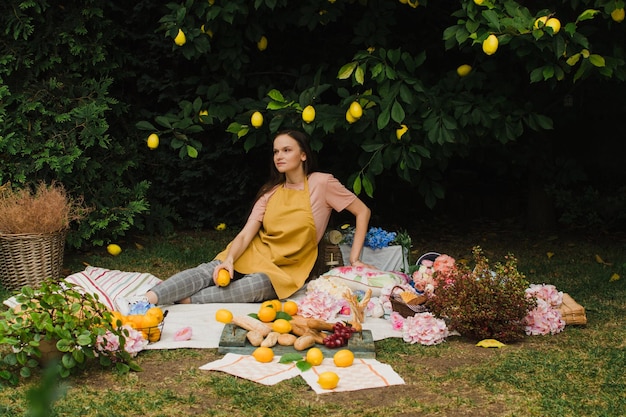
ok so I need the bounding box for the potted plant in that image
[0,181,90,290]
[0,279,144,385]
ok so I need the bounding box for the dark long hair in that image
[253,130,318,202]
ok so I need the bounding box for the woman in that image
[125,130,372,308]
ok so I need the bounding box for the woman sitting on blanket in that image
[124,130,374,309]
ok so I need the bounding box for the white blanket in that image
[3,266,403,349]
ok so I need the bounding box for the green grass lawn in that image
[0,226,625,417]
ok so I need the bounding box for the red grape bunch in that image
[323,322,356,348]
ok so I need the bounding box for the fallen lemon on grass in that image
[215,309,233,324]
[333,349,354,367]
[317,371,340,389]
[306,347,324,366]
[215,269,231,287]
[252,346,274,363]
[475,339,506,348]
[107,244,122,256]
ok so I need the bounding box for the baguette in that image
[232,315,272,337]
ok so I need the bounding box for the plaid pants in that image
[151,260,278,304]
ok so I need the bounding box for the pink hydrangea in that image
[97,325,148,358]
[389,312,405,331]
[297,289,344,321]
[402,312,449,345]
[526,283,563,307]
[524,299,566,336]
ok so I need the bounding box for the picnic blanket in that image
[3,266,403,349]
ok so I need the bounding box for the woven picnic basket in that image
[0,230,67,291]
[390,286,428,317]
[558,293,587,325]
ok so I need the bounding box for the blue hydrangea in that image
[128,301,154,315]
[342,226,397,250]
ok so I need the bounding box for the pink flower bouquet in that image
[402,312,449,345]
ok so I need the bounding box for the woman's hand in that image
[350,259,377,270]
[214,259,234,284]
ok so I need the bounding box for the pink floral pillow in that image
[319,266,408,297]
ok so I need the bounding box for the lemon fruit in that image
[215,308,234,324]
[147,327,161,343]
[252,346,274,363]
[251,111,264,128]
[345,109,357,124]
[534,16,548,29]
[317,371,340,389]
[258,306,277,323]
[333,349,355,367]
[216,269,231,287]
[272,318,292,334]
[482,34,498,56]
[174,29,186,46]
[107,244,122,256]
[348,101,363,119]
[545,18,561,34]
[282,300,298,316]
[306,347,324,366]
[257,35,268,51]
[396,124,408,140]
[147,133,159,150]
[456,64,472,77]
[473,0,484,5]
[612,8,625,22]
[302,105,316,123]
[261,299,282,311]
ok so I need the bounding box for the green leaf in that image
[279,353,303,363]
[390,100,405,123]
[275,311,291,320]
[362,175,374,197]
[337,62,357,79]
[155,116,172,129]
[576,9,599,23]
[353,176,362,194]
[186,145,198,158]
[355,64,365,85]
[135,120,156,131]
[248,313,260,320]
[296,360,312,372]
[267,89,285,102]
[588,54,605,67]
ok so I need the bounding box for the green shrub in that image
[427,246,536,342]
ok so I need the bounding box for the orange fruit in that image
[257,306,277,323]
[252,346,274,363]
[147,327,161,343]
[272,318,292,334]
[317,371,340,389]
[141,314,160,329]
[215,309,233,324]
[145,307,164,323]
[216,269,231,287]
[125,314,145,330]
[333,349,355,367]
[306,347,324,366]
[282,300,298,316]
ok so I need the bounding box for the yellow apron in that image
[215,179,318,299]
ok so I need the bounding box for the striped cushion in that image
[64,266,162,310]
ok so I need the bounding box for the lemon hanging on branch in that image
[612,8,625,22]
[257,35,268,51]
[174,29,186,46]
[482,34,498,55]
[147,133,159,150]
[302,105,315,123]
[456,64,472,77]
[348,101,363,119]
[396,124,408,140]
[251,111,264,128]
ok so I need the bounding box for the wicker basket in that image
[0,230,67,291]
[390,286,428,317]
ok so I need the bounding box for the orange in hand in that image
[216,269,231,287]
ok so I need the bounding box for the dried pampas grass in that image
[0,181,89,234]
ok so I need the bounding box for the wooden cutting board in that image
[218,324,376,358]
